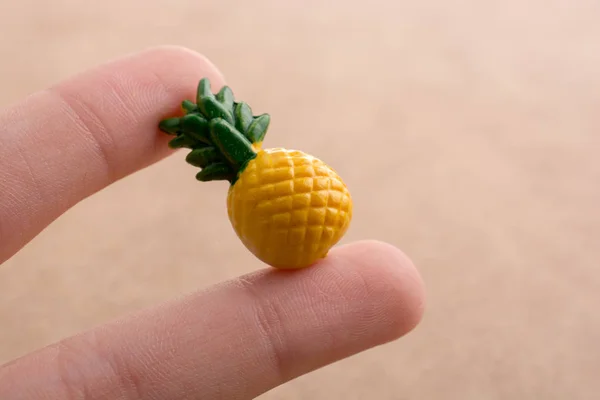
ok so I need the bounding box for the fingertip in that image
[328,240,426,339]
[0,44,227,264]
[49,44,228,173]
[0,240,427,400]
[127,45,227,88]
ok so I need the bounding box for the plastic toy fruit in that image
[159,78,352,269]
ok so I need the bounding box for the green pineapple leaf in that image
[234,102,253,136]
[202,96,234,125]
[195,162,234,182]
[216,86,235,113]
[246,114,270,143]
[186,147,219,168]
[209,118,256,168]
[196,78,213,105]
[196,78,234,126]
[159,117,181,135]
[168,134,196,149]
[180,114,211,144]
[181,100,197,114]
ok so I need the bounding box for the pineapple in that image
[159,78,352,269]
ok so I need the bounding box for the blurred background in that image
[1,0,599,398]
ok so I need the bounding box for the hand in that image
[0,46,425,399]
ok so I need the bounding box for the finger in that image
[0,46,225,264]
[0,240,425,400]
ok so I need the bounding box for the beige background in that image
[1,0,599,399]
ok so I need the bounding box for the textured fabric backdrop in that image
[1,1,599,398]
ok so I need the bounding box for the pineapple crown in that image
[158,78,270,184]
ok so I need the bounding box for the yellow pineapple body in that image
[227,148,352,268]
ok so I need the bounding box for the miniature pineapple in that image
[159,78,352,269]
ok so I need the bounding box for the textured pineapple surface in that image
[227,148,352,268]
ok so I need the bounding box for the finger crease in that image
[103,349,145,400]
[15,142,44,208]
[45,87,116,184]
[238,278,289,383]
[54,342,94,400]
[81,330,145,400]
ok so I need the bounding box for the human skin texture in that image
[0,46,425,399]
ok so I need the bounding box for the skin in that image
[0,46,426,400]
